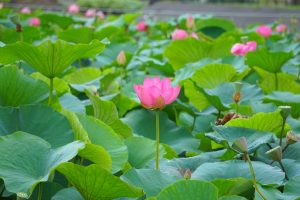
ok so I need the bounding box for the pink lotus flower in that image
[136,21,147,32]
[85,9,96,18]
[276,24,288,33]
[256,25,272,38]
[29,17,41,26]
[0,3,4,9]
[96,11,105,20]
[231,41,257,56]
[171,29,189,40]
[134,77,180,109]
[68,4,80,14]
[20,7,31,14]
[191,32,199,39]
[186,15,194,29]
[117,50,126,65]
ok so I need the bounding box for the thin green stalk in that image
[48,78,54,106]
[37,183,43,200]
[235,102,239,114]
[246,154,268,200]
[279,118,286,146]
[275,72,278,90]
[155,110,160,170]
[278,160,289,180]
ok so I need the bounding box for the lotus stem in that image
[282,144,289,153]
[235,102,239,114]
[278,160,289,180]
[246,154,268,200]
[155,110,160,170]
[48,78,54,106]
[279,118,286,146]
[37,183,43,200]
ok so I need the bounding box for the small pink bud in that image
[183,169,192,180]
[256,25,272,38]
[190,32,199,39]
[117,50,126,66]
[134,77,180,110]
[171,29,189,40]
[136,21,147,32]
[29,17,41,27]
[186,15,194,29]
[85,9,96,18]
[96,11,105,20]
[67,4,80,14]
[20,7,31,14]
[276,24,288,33]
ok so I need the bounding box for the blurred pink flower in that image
[186,15,194,29]
[276,24,288,33]
[0,3,4,9]
[231,41,257,56]
[96,11,105,20]
[29,17,40,26]
[85,9,96,18]
[136,21,147,32]
[134,77,180,109]
[68,4,80,14]
[171,29,189,40]
[256,25,272,38]
[191,32,199,39]
[20,7,31,14]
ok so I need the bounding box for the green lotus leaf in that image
[0,66,48,106]
[0,132,84,198]
[56,163,144,200]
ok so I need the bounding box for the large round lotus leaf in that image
[0,39,106,78]
[0,132,84,198]
[156,180,218,200]
[56,163,144,200]
[77,114,128,173]
[122,109,199,153]
[0,104,74,147]
[0,66,48,106]
[192,160,285,186]
[121,169,179,197]
[206,126,275,154]
[246,49,293,73]
[211,178,252,197]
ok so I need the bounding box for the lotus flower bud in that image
[117,50,126,66]
[232,137,248,153]
[136,21,147,32]
[286,131,300,145]
[183,168,191,180]
[67,4,80,14]
[20,7,31,14]
[29,17,41,27]
[134,77,180,110]
[171,29,189,40]
[96,11,105,20]
[279,106,291,120]
[256,25,272,38]
[233,82,242,103]
[276,24,288,33]
[85,9,96,18]
[186,15,194,29]
[266,146,282,162]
